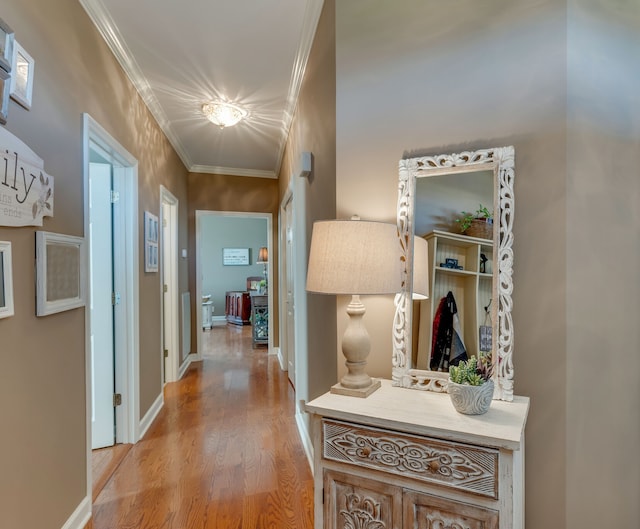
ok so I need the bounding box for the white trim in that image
[60,496,91,529]
[78,0,192,171]
[178,353,197,379]
[189,165,276,179]
[78,0,325,178]
[195,210,273,358]
[273,0,325,177]
[138,392,164,440]
[274,346,286,370]
[160,186,180,384]
[295,410,314,474]
[211,315,227,326]
[83,113,140,505]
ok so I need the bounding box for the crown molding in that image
[79,0,193,169]
[273,0,325,178]
[80,0,324,178]
[189,165,277,179]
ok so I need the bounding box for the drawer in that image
[322,419,498,499]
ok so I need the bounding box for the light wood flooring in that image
[86,324,313,529]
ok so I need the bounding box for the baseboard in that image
[275,347,286,370]
[295,409,314,476]
[178,353,196,379]
[61,495,91,529]
[138,392,164,440]
[212,316,226,326]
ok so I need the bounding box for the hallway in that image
[87,325,314,529]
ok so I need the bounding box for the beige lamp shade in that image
[306,219,402,295]
[257,247,268,263]
[412,236,429,300]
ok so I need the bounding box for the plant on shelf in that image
[455,204,493,235]
[448,353,494,415]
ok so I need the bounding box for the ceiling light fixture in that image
[201,101,248,128]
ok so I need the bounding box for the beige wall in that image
[187,172,279,351]
[566,2,640,527]
[336,1,567,528]
[0,0,188,527]
[278,0,337,404]
[335,1,640,527]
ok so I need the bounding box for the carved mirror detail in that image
[392,147,515,401]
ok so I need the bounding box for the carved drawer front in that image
[322,419,498,499]
[324,469,402,529]
[404,490,498,529]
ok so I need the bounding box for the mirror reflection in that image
[412,170,495,371]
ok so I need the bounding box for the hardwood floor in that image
[86,325,313,529]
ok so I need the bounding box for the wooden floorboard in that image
[85,325,313,529]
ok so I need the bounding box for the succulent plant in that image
[449,353,493,386]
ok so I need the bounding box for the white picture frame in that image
[222,247,250,266]
[0,17,14,74]
[144,211,159,272]
[0,67,9,124]
[0,240,14,319]
[10,41,34,110]
[36,231,86,316]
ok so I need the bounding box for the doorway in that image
[195,211,273,359]
[160,186,179,383]
[83,114,140,500]
[281,191,296,387]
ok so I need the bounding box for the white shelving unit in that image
[414,230,494,369]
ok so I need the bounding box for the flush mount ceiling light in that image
[201,101,248,128]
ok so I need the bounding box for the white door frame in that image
[160,186,179,383]
[83,113,140,501]
[195,210,273,358]
[279,187,294,377]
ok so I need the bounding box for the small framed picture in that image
[10,41,34,109]
[36,231,86,317]
[222,248,250,266]
[0,240,14,319]
[144,211,159,273]
[0,68,9,124]
[0,18,14,73]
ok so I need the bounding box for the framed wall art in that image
[0,17,14,73]
[10,40,34,109]
[222,247,249,266]
[0,67,9,124]
[36,231,86,316]
[0,240,14,319]
[144,211,159,273]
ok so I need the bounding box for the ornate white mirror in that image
[392,147,515,401]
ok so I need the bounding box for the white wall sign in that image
[0,125,54,227]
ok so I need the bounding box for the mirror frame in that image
[392,146,515,401]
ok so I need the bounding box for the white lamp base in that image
[331,378,381,398]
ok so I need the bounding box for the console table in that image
[306,380,529,529]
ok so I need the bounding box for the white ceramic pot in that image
[447,378,494,415]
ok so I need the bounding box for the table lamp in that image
[412,236,429,300]
[306,218,402,397]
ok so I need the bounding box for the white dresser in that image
[306,380,529,529]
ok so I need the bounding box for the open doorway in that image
[195,211,273,359]
[83,114,140,500]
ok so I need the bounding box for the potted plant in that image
[455,204,493,239]
[447,353,494,415]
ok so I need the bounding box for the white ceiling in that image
[80,0,324,178]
